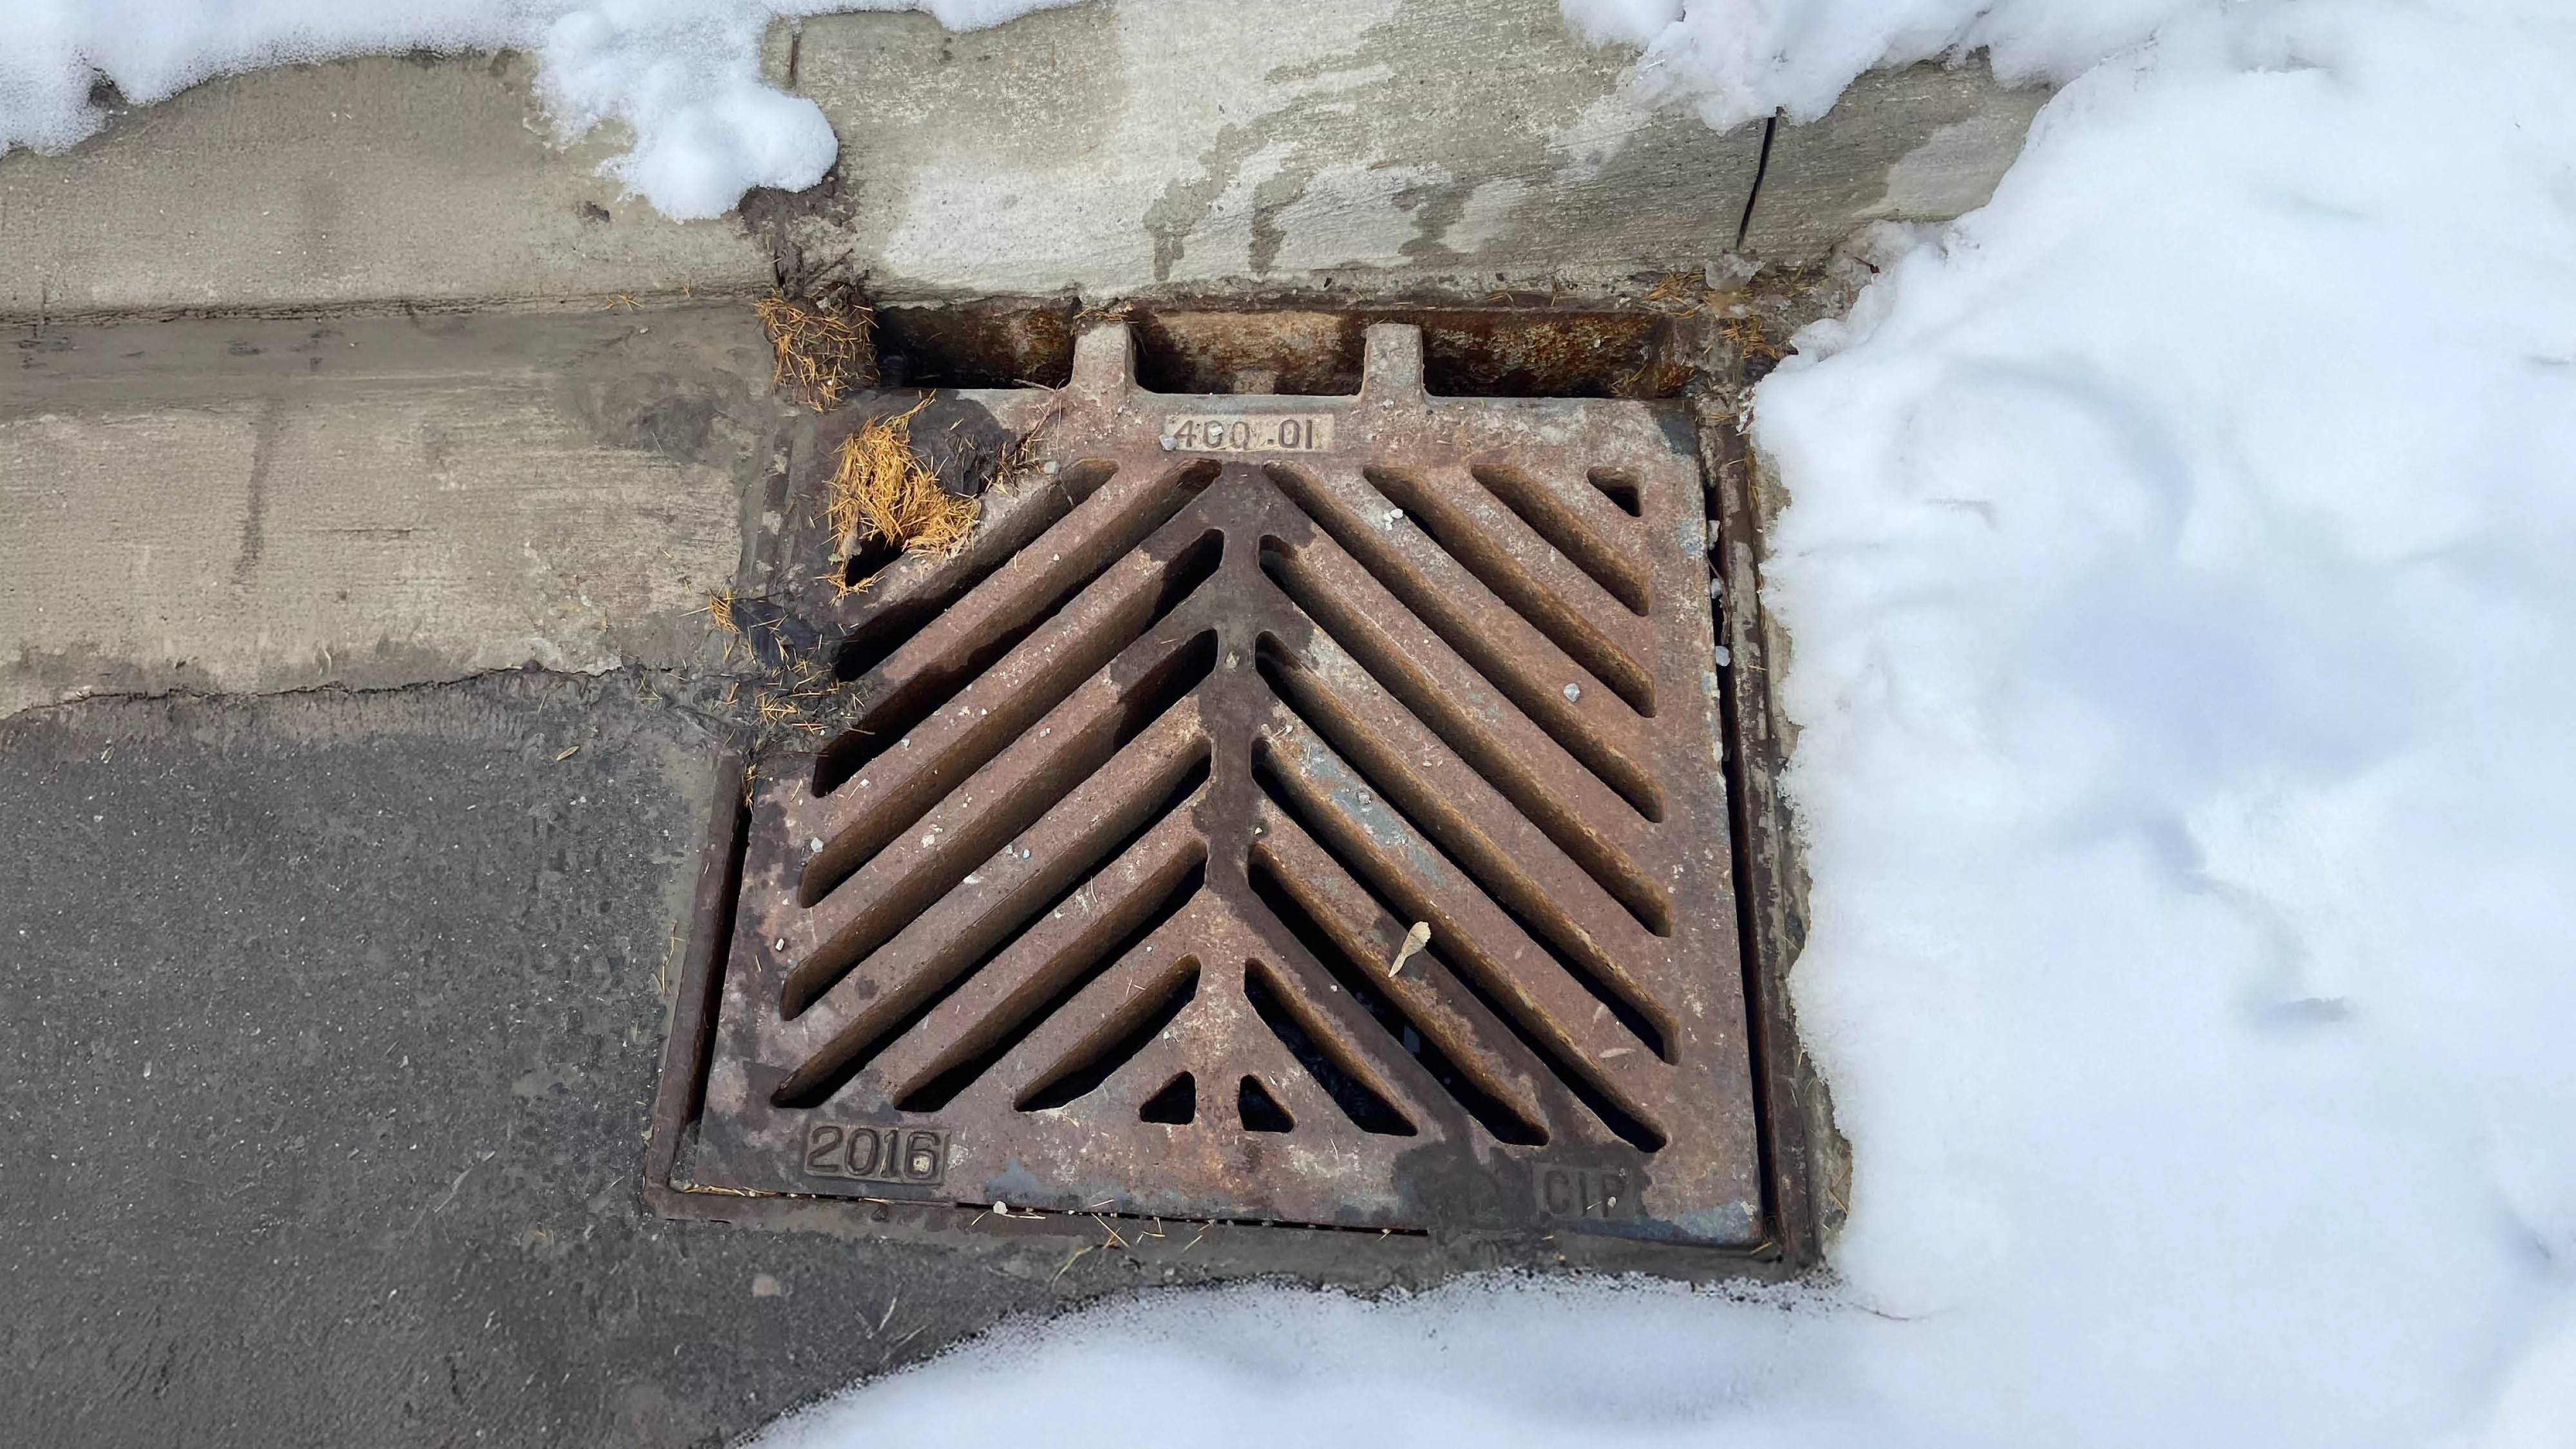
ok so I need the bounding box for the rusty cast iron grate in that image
[681,323,1763,1247]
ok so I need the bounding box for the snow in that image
[758,1,2576,1445]
[0,0,1076,220]
[1562,0,2219,131]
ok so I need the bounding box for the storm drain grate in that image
[676,323,1765,1248]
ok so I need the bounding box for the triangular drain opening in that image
[1139,1072,1196,1124]
[1237,1075,1294,1133]
[1242,958,1417,1137]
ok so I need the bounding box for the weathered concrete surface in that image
[1,305,770,719]
[767,0,1765,296]
[0,673,1065,1447]
[0,5,2044,321]
[1743,56,2050,258]
[0,53,773,321]
[768,0,2047,295]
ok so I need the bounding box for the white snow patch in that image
[0,0,1079,220]
[757,0,2576,1445]
[1562,0,2225,132]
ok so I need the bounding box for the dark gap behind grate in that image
[1468,463,1650,616]
[1255,638,1673,1060]
[804,522,1223,902]
[1018,959,1204,1112]
[813,459,1217,797]
[1139,1072,1197,1124]
[1256,548,1673,933]
[1260,465,1665,823]
[1589,468,1643,518]
[1242,958,1416,1136]
[834,459,1121,678]
[892,846,1209,1113]
[1237,1076,1294,1132]
[780,629,1220,1023]
[777,748,1213,1110]
[1252,743,1667,1153]
[1244,851,1546,1149]
[1360,464,1656,716]
[1112,308,1681,399]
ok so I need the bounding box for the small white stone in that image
[1563,682,1582,702]
[920,835,936,848]
[1713,645,1732,667]
[965,874,981,885]
[807,838,824,854]
[773,938,787,952]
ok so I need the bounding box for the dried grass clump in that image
[826,401,980,578]
[755,287,878,410]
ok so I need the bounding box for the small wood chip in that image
[1388,920,1432,977]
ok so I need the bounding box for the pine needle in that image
[755,290,878,410]
[826,400,980,573]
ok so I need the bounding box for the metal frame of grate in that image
[646,321,1820,1278]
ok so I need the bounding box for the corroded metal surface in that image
[687,323,1761,1246]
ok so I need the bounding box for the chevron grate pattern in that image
[688,323,1764,1245]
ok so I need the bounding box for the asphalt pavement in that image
[0,671,1057,1447]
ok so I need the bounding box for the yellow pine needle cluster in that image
[1718,314,1786,365]
[755,292,877,410]
[826,401,980,577]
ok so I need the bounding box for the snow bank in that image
[0,0,1075,220]
[762,0,2576,1444]
[1562,0,2221,131]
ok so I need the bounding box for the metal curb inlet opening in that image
[647,310,1820,1282]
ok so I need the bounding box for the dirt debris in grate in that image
[677,323,1764,1249]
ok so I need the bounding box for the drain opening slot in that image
[1139,1072,1197,1124]
[1361,464,1656,716]
[866,303,1688,399]
[1018,958,1203,1112]
[1245,848,1546,1148]
[1244,958,1417,1137]
[781,641,1217,1022]
[1237,1076,1295,1133]
[803,519,1224,907]
[1252,741,1666,1152]
[815,458,1217,795]
[1255,636,1675,1056]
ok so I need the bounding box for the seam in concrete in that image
[1736,112,1780,251]
[0,661,726,730]
[4,282,777,330]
